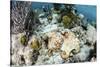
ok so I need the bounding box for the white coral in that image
[60,31,80,59]
[47,31,63,50]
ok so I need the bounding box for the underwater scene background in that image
[32,2,96,21]
[10,1,97,66]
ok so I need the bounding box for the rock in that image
[39,13,46,18]
[78,13,84,19]
[11,33,40,65]
[90,57,96,62]
[71,26,87,47]
[52,13,60,21]
[39,18,48,24]
[23,47,33,65]
[35,54,50,65]
[11,33,23,65]
[53,54,64,64]
[42,24,58,33]
[11,54,19,65]
[86,24,96,45]
[74,45,93,61]
[46,52,64,64]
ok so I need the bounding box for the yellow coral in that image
[62,15,71,28]
[47,16,52,21]
[30,37,40,50]
[20,35,27,45]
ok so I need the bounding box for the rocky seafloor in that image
[10,1,96,66]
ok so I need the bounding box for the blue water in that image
[32,2,53,9]
[32,2,96,21]
[75,5,96,21]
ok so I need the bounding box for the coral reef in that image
[20,34,27,45]
[62,15,72,28]
[29,36,41,50]
[10,1,96,66]
[60,31,80,59]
